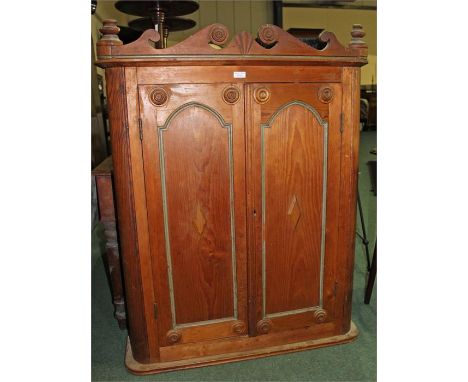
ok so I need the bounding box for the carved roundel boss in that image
[313,308,328,324]
[232,321,246,335]
[254,87,271,104]
[149,87,169,106]
[166,329,181,344]
[256,318,272,335]
[318,86,334,103]
[223,86,240,104]
[257,24,279,47]
[209,23,229,46]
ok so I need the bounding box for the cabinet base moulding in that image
[125,321,359,375]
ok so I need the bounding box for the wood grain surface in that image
[97,20,366,370]
[248,82,343,334]
[105,67,159,363]
[162,106,234,324]
[263,103,324,314]
[139,83,248,346]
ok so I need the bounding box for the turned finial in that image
[97,19,123,57]
[98,19,123,44]
[350,24,366,47]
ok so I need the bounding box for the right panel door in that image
[247,82,342,336]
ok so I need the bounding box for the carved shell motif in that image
[150,87,168,106]
[223,86,240,104]
[313,308,328,324]
[209,23,229,46]
[166,329,182,344]
[235,31,254,54]
[256,319,272,335]
[318,86,333,103]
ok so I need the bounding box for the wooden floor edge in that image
[125,321,359,375]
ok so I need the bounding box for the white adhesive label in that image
[233,71,246,78]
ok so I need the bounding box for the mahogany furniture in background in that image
[96,21,367,374]
[92,156,127,329]
[360,84,377,130]
[287,28,326,49]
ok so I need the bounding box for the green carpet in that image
[92,131,376,381]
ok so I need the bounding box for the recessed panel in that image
[160,105,234,325]
[263,104,325,316]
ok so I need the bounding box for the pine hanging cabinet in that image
[96,21,367,374]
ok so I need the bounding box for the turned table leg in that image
[93,156,127,329]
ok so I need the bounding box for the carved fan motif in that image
[234,31,254,54]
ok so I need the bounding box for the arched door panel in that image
[138,84,248,346]
[247,83,342,336]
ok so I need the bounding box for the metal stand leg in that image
[356,187,371,271]
[364,241,377,304]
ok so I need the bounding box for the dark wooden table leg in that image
[102,220,127,329]
[93,156,127,329]
[364,240,376,304]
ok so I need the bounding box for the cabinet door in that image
[138,83,248,346]
[247,83,342,336]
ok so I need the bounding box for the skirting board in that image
[125,321,359,375]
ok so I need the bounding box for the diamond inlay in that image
[287,194,301,230]
[193,203,207,235]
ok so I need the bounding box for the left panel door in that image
[138,83,248,347]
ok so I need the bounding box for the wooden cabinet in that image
[96,21,367,374]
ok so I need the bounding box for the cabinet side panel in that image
[337,67,361,334]
[105,67,152,362]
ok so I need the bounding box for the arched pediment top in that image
[96,22,368,66]
[261,100,328,129]
[159,102,231,131]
